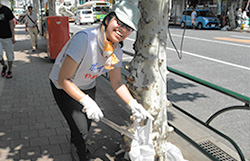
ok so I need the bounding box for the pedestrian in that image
[191,8,197,29]
[242,9,249,20]
[0,0,15,79]
[25,6,38,52]
[235,8,243,28]
[49,1,153,161]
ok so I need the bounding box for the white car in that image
[75,9,96,25]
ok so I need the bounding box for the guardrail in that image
[166,66,249,161]
[107,50,250,161]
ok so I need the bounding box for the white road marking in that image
[166,47,250,71]
[125,37,250,71]
[230,35,250,39]
[171,34,250,48]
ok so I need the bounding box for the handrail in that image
[167,67,248,161]
[121,50,249,161]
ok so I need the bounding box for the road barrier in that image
[167,66,249,161]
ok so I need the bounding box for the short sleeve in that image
[6,8,14,21]
[114,47,123,68]
[65,31,88,64]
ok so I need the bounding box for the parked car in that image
[68,16,75,22]
[74,9,96,25]
[180,9,220,29]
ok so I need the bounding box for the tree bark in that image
[32,0,40,34]
[228,3,236,29]
[125,0,171,160]
[48,0,56,16]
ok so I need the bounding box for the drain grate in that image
[198,140,237,161]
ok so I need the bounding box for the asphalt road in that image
[166,27,250,161]
[69,22,250,160]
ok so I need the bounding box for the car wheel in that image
[197,23,203,29]
[181,22,186,28]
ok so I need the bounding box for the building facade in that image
[169,0,250,26]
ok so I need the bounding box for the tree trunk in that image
[125,0,171,160]
[33,0,40,34]
[228,3,236,29]
[48,0,56,16]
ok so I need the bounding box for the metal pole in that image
[32,0,41,34]
[48,0,55,16]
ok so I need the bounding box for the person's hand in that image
[128,99,154,121]
[80,95,104,122]
[12,36,16,44]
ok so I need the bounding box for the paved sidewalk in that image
[0,24,133,161]
[0,24,240,161]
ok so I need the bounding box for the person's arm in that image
[9,19,15,43]
[109,67,133,104]
[25,15,28,31]
[57,55,86,102]
[109,67,154,120]
[58,54,104,121]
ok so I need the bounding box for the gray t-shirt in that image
[49,27,123,90]
[191,11,197,20]
[25,12,37,27]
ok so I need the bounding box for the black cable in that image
[157,0,187,83]
[167,0,187,60]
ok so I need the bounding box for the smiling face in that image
[105,17,132,44]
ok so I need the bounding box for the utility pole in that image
[48,0,55,16]
[228,2,236,29]
[32,0,41,34]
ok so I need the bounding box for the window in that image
[198,11,215,17]
[82,11,92,14]
[182,11,192,16]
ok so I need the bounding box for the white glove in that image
[80,95,104,122]
[128,99,154,121]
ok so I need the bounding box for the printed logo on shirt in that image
[84,63,110,80]
[0,14,5,20]
[89,63,104,72]
[84,73,98,80]
[89,63,110,73]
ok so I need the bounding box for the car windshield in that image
[82,11,92,14]
[93,7,109,14]
[198,11,215,17]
